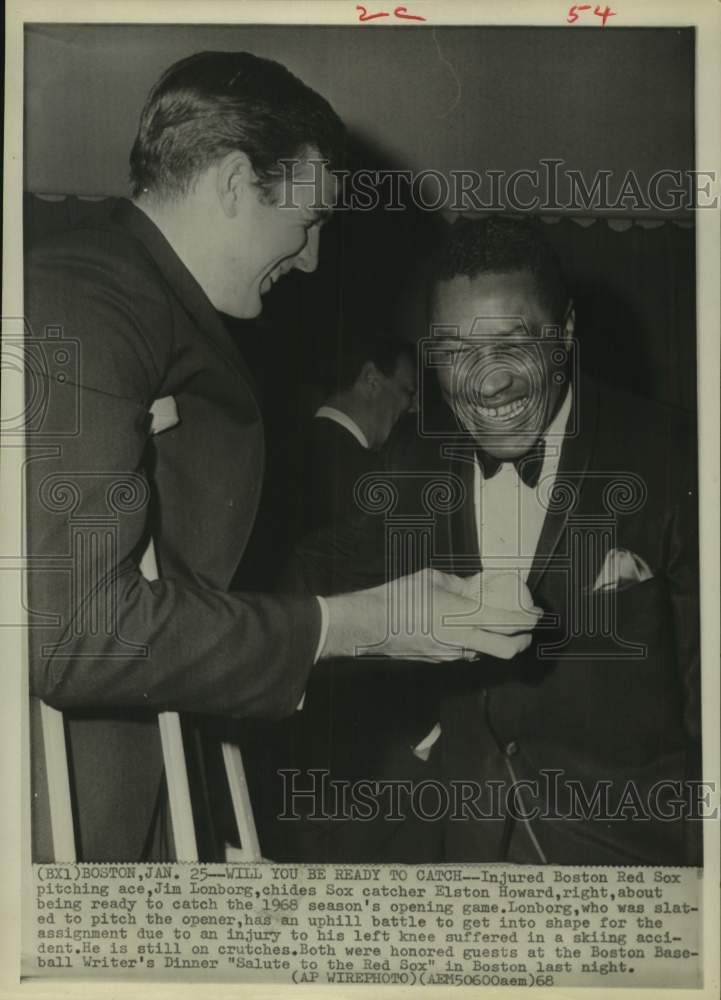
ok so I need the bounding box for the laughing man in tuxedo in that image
[293,215,701,866]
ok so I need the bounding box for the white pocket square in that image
[593,548,653,593]
[148,396,180,435]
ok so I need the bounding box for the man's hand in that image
[447,570,541,635]
[321,568,541,662]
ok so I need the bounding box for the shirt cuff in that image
[413,722,442,761]
[314,595,330,663]
[296,596,329,712]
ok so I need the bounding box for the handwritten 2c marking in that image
[356,5,427,23]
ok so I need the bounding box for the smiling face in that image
[431,270,574,459]
[226,153,336,318]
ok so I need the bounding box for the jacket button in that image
[505,741,519,756]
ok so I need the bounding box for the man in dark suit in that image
[25,54,533,860]
[292,215,701,866]
[256,333,422,861]
[306,333,417,532]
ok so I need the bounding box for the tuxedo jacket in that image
[292,375,701,866]
[25,199,321,861]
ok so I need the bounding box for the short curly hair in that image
[434,215,569,319]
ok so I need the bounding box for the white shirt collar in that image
[314,406,370,450]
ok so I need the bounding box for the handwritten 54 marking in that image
[567,4,617,26]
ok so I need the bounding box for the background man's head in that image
[430,215,574,460]
[326,334,418,450]
[130,51,344,318]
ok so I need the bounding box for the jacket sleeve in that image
[25,237,319,720]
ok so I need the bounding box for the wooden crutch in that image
[37,396,261,863]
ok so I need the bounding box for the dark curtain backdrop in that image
[23,194,697,411]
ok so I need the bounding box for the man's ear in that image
[358,361,381,396]
[216,151,256,218]
[562,301,576,343]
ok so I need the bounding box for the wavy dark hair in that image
[130,51,345,199]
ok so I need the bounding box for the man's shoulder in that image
[312,412,375,459]
[26,211,163,294]
[584,377,697,506]
[25,207,175,386]
[312,413,357,444]
[591,377,696,450]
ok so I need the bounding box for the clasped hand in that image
[323,568,541,662]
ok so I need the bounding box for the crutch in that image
[37,396,261,863]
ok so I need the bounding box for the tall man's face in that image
[431,271,574,459]
[224,154,337,318]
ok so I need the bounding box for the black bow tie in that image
[476,438,546,489]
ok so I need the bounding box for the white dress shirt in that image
[475,387,572,581]
[413,389,573,760]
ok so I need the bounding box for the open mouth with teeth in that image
[260,268,283,294]
[473,395,532,423]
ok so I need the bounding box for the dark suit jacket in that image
[25,199,321,861]
[291,375,701,866]
[254,415,442,863]
[303,415,380,533]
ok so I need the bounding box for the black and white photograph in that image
[2,0,719,993]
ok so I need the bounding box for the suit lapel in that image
[443,444,482,576]
[526,375,600,594]
[111,199,260,402]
